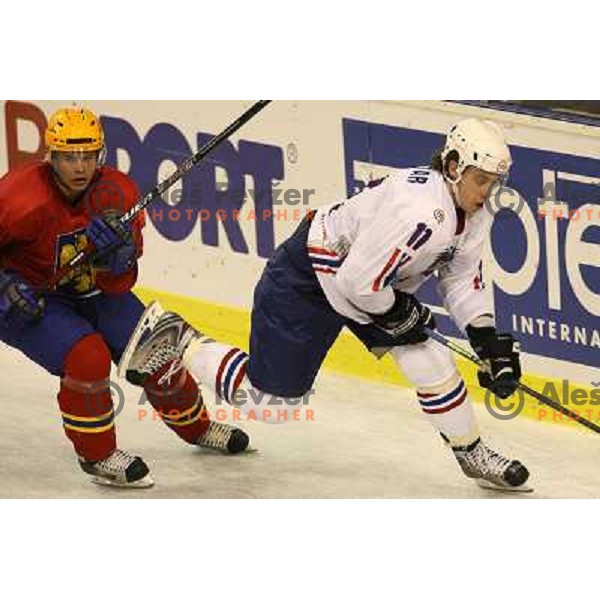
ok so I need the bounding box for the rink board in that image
[1,100,599,430]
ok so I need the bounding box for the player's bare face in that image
[455,167,500,215]
[52,151,98,199]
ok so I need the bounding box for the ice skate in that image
[117,300,199,384]
[119,301,252,454]
[453,439,533,493]
[79,449,154,488]
[195,421,251,454]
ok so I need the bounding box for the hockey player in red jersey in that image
[0,107,250,488]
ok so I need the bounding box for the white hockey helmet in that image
[441,118,512,183]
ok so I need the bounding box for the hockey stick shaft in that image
[120,100,271,225]
[42,100,272,292]
[425,327,600,435]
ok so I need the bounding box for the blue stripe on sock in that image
[419,381,465,407]
[223,352,248,402]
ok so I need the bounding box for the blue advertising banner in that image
[343,118,600,368]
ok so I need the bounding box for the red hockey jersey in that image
[0,161,145,296]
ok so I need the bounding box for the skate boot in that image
[453,438,532,493]
[195,420,250,454]
[117,301,198,385]
[79,449,154,488]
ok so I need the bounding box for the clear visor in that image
[50,148,105,166]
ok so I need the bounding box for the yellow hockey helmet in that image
[45,107,104,153]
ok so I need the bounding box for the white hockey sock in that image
[416,379,480,448]
[183,338,247,399]
[182,338,301,424]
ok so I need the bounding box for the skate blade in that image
[476,479,534,494]
[89,473,155,489]
[117,300,165,378]
[195,443,258,455]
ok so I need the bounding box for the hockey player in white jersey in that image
[119,118,530,492]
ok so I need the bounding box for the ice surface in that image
[1,344,597,498]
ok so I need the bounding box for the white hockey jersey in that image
[306,168,492,332]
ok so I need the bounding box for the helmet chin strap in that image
[97,146,107,167]
[443,168,464,209]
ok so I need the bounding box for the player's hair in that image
[430,149,459,175]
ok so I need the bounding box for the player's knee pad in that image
[390,337,457,389]
[62,333,112,390]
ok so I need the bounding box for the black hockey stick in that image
[42,100,272,292]
[426,327,600,435]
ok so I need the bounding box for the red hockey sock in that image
[58,333,116,462]
[143,362,210,443]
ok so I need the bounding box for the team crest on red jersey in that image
[54,229,96,295]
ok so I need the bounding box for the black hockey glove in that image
[466,325,521,399]
[371,290,435,345]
